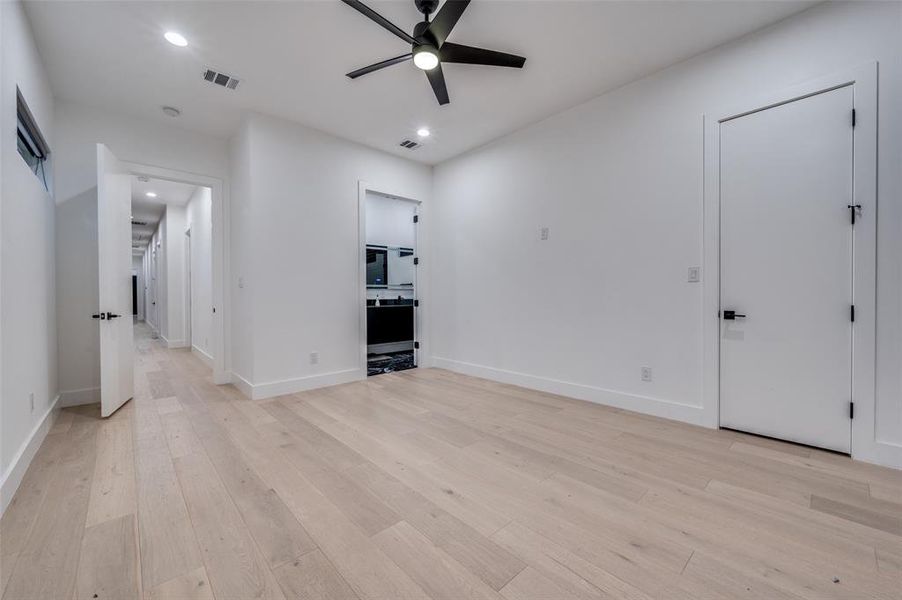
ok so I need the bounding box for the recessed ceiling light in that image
[417,127,430,138]
[164,31,188,47]
[146,192,157,198]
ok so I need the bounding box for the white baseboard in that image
[191,345,214,368]
[231,368,364,401]
[58,387,100,407]
[1,394,60,517]
[432,357,707,427]
[166,338,188,349]
[230,372,254,398]
[857,438,902,470]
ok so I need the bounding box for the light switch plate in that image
[688,267,700,283]
[540,227,549,241]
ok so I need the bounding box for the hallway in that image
[2,326,901,599]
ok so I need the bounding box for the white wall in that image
[228,118,254,386]
[156,214,168,336]
[162,204,186,346]
[229,113,431,398]
[186,186,213,361]
[431,1,902,466]
[0,0,57,511]
[53,100,228,398]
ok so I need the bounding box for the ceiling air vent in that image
[203,68,241,90]
[399,139,420,150]
[131,220,149,226]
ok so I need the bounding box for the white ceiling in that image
[130,176,197,250]
[25,0,816,164]
[131,176,197,206]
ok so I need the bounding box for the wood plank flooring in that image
[1,323,900,599]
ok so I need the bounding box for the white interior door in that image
[719,86,853,453]
[97,143,134,417]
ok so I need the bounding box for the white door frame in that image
[702,62,895,466]
[123,161,229,385]
[357,181,424,376]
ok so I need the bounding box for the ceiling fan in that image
[341,0,526,105]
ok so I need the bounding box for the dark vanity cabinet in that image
[366,298,414,346]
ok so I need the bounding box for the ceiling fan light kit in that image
[341,0,526,105]
[412,46,439,70]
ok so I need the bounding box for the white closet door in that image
[719,86,853,453]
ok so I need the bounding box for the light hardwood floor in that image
[1,324,900,599]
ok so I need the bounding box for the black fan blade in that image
[427,0,470,47]
[340,0,418,45]
[347,53,412,79]
[439,42,525,68]
[425,64,450,105]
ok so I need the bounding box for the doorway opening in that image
[97,144,226,417]
[131,176,213,366]
[363,191,419,376]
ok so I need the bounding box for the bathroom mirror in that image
[387,247,414,287]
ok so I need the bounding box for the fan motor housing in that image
[412,21,436,45]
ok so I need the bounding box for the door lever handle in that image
[92,313,105,320]
[722,310,746,320]
[106,312,121,320]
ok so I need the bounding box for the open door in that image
[97,144,134,417]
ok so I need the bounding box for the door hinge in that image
[413,299,419,307]
[850,304,855,322]
[851,109,856,128]
[414,341,420,349]
[849,401,854,419]
[413,215,419,224]
[413,257,419,265]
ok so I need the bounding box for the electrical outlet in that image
[688,267,700,283]
[29,392,35,413]
[640,367,653,382]
[310,351,319,365]
[540,227,549,241]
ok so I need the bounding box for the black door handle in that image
[92,313,105,320]
[722,310,746,320]
[106,312,121,320]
